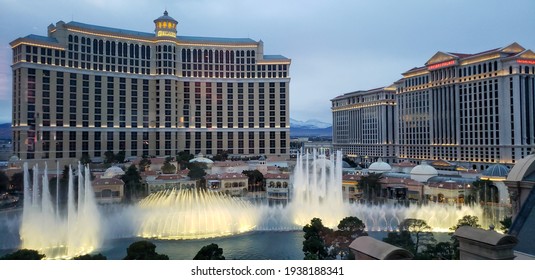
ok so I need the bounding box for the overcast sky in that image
[1,0,535,124]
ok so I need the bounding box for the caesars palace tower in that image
[10,11,291,165]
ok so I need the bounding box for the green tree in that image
[500,216,512,234]
[72,253,107,260]
[176,151,194,170]
[0,171,9,193]
[188,162,207,180]
[161,161,177,174]
[9,171,25,192]
[212,150,229,161]
[48,165,71,207]
[449,215,481,231]
[121,165,144,202]
[139,156,151,172]
[449,215,482,259]
[337,216,366,237]
[0,249,45,260]
[359,173,383,202]
[123,241,169,260]
[104,151,115,164]
[242,170,265,192]
[302,218,330,260]
[399,218,435,255]
[382,231,416,253]
[420,241,454,260]
[193,243,225,260]
[80,153,92,165]
[115,151,126,163]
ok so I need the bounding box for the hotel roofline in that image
[10,20,290,62]
[401,42,535,77]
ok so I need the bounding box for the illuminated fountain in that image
[274,149,486,232]
[135,149,488,239]
[19,163,101,259]
[137,189,258,239]
[286,150,348,228]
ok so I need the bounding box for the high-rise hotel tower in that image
[333,43,535,170]
[11,12,291,165]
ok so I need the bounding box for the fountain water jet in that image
[19,163,101,259]
[137,189,258,239]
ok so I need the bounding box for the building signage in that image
[427,60,456,70]
[517,59,535,65]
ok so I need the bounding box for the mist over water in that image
[2,150,492,258]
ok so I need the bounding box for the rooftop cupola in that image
[154,10,178,38]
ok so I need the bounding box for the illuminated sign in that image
[427,60,456,70]
[517,59,535,65]
[157,30,177,37]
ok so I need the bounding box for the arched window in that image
[68,35,73,42]
[74,36,79,43]
[204,50,209,63]
[130,44,135,58]
[118,42,123,56]
[193,49,197,62]
[111,41,116,55]
[93,39,98,54]
[494,61,498,71]
[181,48,186,62]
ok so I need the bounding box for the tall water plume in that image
[19,163,101,259]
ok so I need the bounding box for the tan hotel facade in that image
[10,12,291,165]
[333,43,535,170]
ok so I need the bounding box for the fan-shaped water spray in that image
[137,189,258,239]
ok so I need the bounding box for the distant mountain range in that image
[0,120,333,140]
[290,118,332,137]
[0,123,11,140]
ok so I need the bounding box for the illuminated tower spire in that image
[154,10,178,38]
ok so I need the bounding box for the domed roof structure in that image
[8,155,20,163]
[189,153,214,164]
[507,154,535,182]
[102,166,125,178]
[410,162,438,183]
[482,164,510,178]
[368,158,392,174]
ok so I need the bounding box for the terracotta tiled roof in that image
[264,173,290,179]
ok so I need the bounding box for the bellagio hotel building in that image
[10,11,291,165]
[332,43,535,170]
